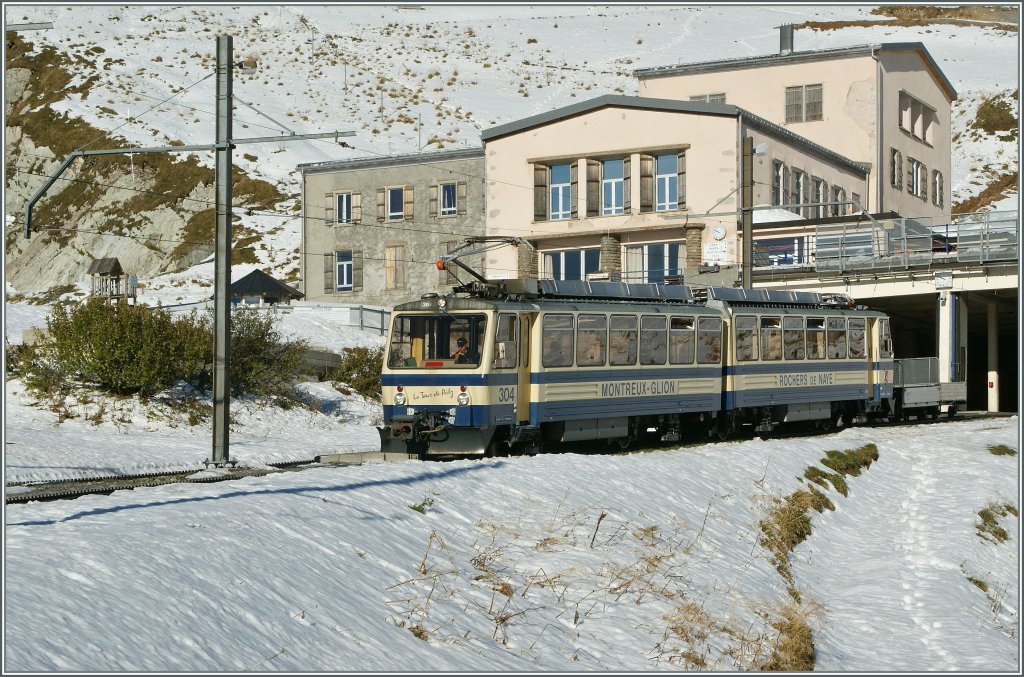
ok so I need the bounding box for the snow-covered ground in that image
[3,401,1019,672]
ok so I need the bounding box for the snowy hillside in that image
[3,3,1019,298]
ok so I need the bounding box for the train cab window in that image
[387,313,487,368]
[806,318,826,359]
[848,318,866,359]
[879,318,893,359]
[493,313,519,369]
[697,317,723,363]
[542,314,574,367]
[609,315,638,366]
[783,316,805,360]
[576,314,607,367]
[735,316,758,361]
[640,315,667,365]
[669,316,695,364]
[827,317,847,359]
[760,317,783,361]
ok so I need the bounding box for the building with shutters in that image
[634,30,955,225]
[298,147,486,306]
[480,95,869,284]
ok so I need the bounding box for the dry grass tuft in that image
[976,502,1018,543]
[758,601,821,671]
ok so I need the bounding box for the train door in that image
[516,314,533,425]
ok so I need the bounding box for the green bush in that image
[329,345,384,400]
[225,307,308,397]
[40,300,209,396]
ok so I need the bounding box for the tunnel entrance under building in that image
[864,289,1018,413]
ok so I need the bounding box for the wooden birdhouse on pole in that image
[87,257,137,304]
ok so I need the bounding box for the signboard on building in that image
[703,242,728,265]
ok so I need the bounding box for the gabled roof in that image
[480,95,870,176]
[230,269,303,299]
[633,43,957,101]
[87,258,123,276]
[481,95,740,141]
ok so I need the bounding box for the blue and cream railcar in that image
[708,287,895,436]
[380,279,725,457]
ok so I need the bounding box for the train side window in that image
[848,317,866,359]
[640,315,667,365]
[735,315,758,361]
[783,316,805,360]
[697,317,723,364]
[806,318,825,359]
[609,314,638,366]
[827,317,847,358]
[669,316,695,364]
[542,314,574,367]
[760,316,782,361]
[576,314,607,367]
[493,313,519,369]
[879,318,893,358]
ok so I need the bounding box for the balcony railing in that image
[754,210,1018,275]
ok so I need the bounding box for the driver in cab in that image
[451,336,476,364]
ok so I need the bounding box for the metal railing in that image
[754,210,1018,275]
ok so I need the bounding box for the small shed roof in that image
[230,269,303,299]
[87,258,123,276]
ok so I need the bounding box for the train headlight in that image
[437,298,447,310]
[456,392,470,406]
[393,392,407,406]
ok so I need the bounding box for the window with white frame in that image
[387,187,404,220]
[385,243,407,289]
[811,177,826,219]
[785,84,823,123]
[931,170,943,207]
[624,241,684,283]
[655,154,678,211]
[890,148,903,190]
[439,182,457,216]
[792,169,807,215]
[602,159,624,215]
[550,163,572,220]
[689,93,726,104]
[771,160,785,206]
[336,250,354,292]
[543,248,600,281]
[831,185,847,217]
[337,193,353,224]
[907,157,926,198]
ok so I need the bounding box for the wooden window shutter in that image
[352,192,362,223]
[429,184,438,217]
[325,193,335,225]
[782,165,791,205]
[323,253,334,293]
[677,151,687,210]
[570,161,579,219]
[639,154,654,213]
[586,159,600,218]
[397,245,408,288]
[920,164,927,202]
[622,156,631,213]
[457,181,467,215]
[376,188,385,222]
[906,161,913,193]
[533,164,548,221]
[352,251,363,291]
[404,186,414,220]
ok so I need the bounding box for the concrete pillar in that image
[517,242,537,279]
[987,301,1000,412]
[599,234,621,279]
[683,224,706,269]
[936,291,966,383]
